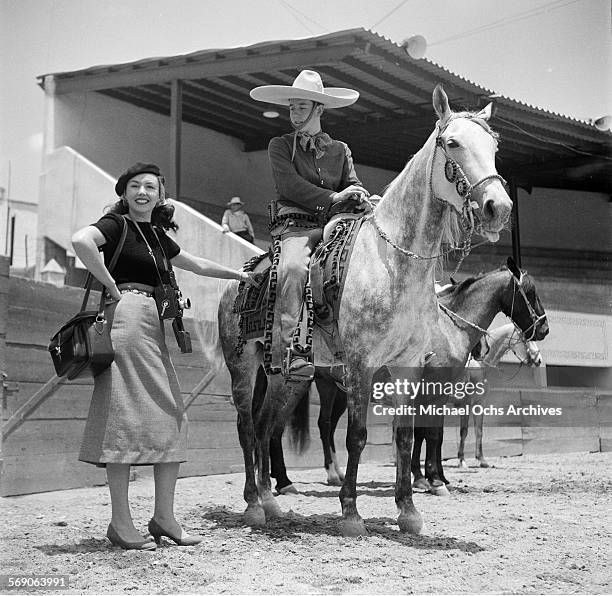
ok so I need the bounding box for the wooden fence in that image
[1,275,610,496]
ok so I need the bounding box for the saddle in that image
[233,213,367,369]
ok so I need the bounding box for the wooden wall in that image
[1,276,610,497]
[0,276,238,496]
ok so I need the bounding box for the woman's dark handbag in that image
[48,217,128,380]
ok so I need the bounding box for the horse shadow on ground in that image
[201,506,484,553]
[292,480,396,499]
[34,538,110,556]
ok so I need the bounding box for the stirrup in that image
[282,350,315,383]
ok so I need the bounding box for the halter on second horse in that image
[509,271,547,341]
[363,114,506,264]
[438,265,545,347]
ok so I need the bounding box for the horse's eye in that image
[446,139,459,148]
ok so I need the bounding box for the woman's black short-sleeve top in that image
[92,213,181,286]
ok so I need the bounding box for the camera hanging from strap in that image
[129,218,192,353]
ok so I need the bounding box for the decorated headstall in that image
[434,117,508,231]
[435,117,507,200]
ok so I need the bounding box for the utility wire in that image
[430,0,581,46]
[278,0,316,35]
[496,115,612,161]
[278,0,329,34]
[370,0,412,29]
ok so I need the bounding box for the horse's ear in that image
[433,84,451,123]
[506,256,521,279]
[475,102,493,121]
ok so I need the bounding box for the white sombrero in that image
[250,70,359,109]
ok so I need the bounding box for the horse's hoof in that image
[278,483,299,495]
[398,510,423,534]
[479,460,490,468]
[458,460,468,469]
[412,478,431,491]
[340,518,368,537]
[243,504,266,527]
[262,498,283,519]
[430,483,450,497]
[327,476,343,487]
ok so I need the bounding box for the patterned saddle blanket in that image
[232,251,272,342]
[233,214,366,350]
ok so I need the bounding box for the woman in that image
[72,162,257,550]
[221,196,255,243]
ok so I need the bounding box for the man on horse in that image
[250,70,369,382]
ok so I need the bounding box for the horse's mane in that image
[438,263,530,299]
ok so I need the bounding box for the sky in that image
[1,0,610,204]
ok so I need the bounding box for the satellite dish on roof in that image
[594,115,611,131]
[402,35,427,60]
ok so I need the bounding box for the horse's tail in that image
[287,384,312,455]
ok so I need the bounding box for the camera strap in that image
[128,216,168,286]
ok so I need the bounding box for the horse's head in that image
[502,257,549,341]
[431,85,512,242]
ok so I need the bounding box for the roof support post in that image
[170,79,183,200]
[509,177,522,268]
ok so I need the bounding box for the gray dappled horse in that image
[217,85,512,536]
[271,260,549,495]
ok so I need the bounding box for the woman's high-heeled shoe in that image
[106,524,157,551]
[148,518,202,546]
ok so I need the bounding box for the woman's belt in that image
[117,283,155,297]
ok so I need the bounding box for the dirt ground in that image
[1,451,611,595]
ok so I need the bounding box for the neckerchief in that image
[297,131,333,159]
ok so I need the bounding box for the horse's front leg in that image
[437,424,450,485]
[394,411,424,534]
[316,369,343,485]
[329,388,347,482]
[411,426,431,491]
[425,420,449,496]
[458,413,469,468]
[338,369,369,537]
[270,429,297,494]
[473,412,489,468]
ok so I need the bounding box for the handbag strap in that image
[80,215,128,314]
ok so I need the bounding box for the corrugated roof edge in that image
[35,27,611,136]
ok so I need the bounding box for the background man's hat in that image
[250,70,358,108]
[227,196,243,207]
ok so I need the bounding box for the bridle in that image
[364,114,506,266]
[508,271,547,342]
[438,266,546,347]
[433,117,508,205]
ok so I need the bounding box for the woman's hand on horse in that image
[332,185,370,203]
[240,271,261,288]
